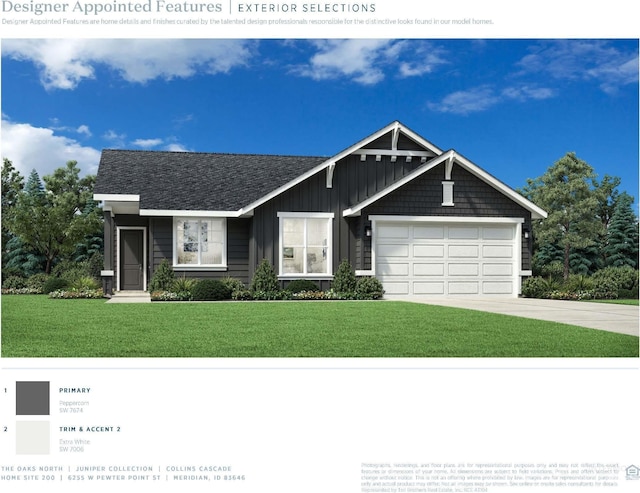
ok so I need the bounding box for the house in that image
[93,121,547,297]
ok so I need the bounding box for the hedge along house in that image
[93,121,547,297]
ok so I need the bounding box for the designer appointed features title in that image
[3,0,376,15]
[2,0,224,15]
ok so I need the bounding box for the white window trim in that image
[277,212,334,278]
[173,217,228,270]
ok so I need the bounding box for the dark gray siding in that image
[149,217,251,286]
[362,165,533,270]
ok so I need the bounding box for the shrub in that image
[521,276,562,298]
[26,273,50,293]
[590,279,619,300]
[232,289,253,301]
[618,288,639,299]
[52,259,92,285]
[250,259,280,293]
[43,277,69,294]
[172,276,198,293]
[565,274,595,293]
[192,279,232,301]
[88,251,104,280]
[285,279,320,293]
[355,276,385,300]
[592,266,639,291]
[148,259,176,292]
[71,276,101,291]
[221,276,246,293]
[332,259,356,294]
[2,276,27,290]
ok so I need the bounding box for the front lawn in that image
[1,296,638,357]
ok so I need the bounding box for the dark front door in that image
[120,230,144,290]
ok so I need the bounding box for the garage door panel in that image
[449,245,479,258]
[413,226,444,239]
[482,282,513,294]
[448,226,479,239]
[383,282,411,295]
[413,244,445,257]
[413,282,445,294]
[483,263,513,276]
[483,245,513,258]
[413,263,444,276]
[378,225,410,239]
[378,244,409,257]
[448,282,480,294]
[448,263,479,276]
[378,262,409,276]
[483,227,514,240]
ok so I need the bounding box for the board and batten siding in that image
[149,217,251,285]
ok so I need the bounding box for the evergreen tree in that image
[521,152,605,280]
[604,192,639,268]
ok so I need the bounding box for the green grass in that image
[1,295,638,358]
[587,298,639,306]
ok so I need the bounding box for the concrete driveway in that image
[389,297,639,336]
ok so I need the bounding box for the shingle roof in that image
[94,150,327,211]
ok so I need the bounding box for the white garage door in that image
[375,221,518,296]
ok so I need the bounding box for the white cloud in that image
[502,85,555,101]
[428,86,500,115]
[103,130,127,148]
[164,143,190,152]
[1,117,101,178]
[1,39,256,90]
[397,43,449,77]
[516,40,639,94]
[293,39,398,85]
[132,138,164,149]
[76,125,92,137]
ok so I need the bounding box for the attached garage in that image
[372,217,523,296]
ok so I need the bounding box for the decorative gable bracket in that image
[441,153,456,206]
[326,161,336,188]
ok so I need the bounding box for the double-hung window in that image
[174,218,226,268]
[278,212,333,277]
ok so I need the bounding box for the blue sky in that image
[1,39,638,200]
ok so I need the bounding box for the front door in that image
[120,229,144,290]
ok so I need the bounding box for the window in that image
[174,218,226,267]
[278,213,333,276]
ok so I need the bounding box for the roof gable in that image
[343,149,547,219]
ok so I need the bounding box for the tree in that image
[1,158,25,264]
[521,152,604,280]
[604,192,639,268]
[8,161,102,274]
